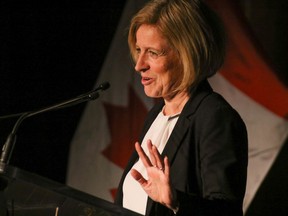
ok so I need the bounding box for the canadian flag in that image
[66,0,288,215]
[66,0,150,201]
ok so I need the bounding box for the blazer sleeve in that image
[185,94,248,215]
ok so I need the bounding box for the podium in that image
[0,166,141,216]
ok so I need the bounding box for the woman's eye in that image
[135,48,141,55]
[148,50,159,58]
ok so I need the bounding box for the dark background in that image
[0,0,126,183]
[0,1,288,214]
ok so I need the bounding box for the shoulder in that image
[185,80,241,119]
[184,81,246,132]
[193,91,245,128]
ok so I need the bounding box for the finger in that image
[135,142,152,168]
[151,144,164,170]
[131,169,147,186]
[147,140,157,167]
[164,156,170,176]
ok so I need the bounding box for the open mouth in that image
[141,77,153,85]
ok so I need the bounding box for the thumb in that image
[131,169,147,186]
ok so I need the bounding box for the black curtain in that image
[0,0,126,183]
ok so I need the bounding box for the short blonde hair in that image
[128,0,225,92]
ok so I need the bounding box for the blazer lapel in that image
[162,80,213,166]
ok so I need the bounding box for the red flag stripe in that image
[206,0,288,119]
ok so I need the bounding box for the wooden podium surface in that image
[0,166,141,216]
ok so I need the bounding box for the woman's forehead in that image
[136,24,170,48]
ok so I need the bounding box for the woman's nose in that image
[135,53,149,72]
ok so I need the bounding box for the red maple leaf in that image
[102,86,148,169]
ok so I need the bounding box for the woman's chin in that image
[144,90,161,98]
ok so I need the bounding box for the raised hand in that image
[130,139,178,211]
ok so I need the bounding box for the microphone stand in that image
[0,81,110,174]
[0,81,109,216]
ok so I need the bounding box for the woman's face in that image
[134,24,182,99]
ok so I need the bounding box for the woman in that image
[115,0,248,215]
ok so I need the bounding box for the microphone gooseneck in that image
[0,82,110,173]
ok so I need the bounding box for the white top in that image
[122,110,180,215]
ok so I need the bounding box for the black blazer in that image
[115,80,248,216]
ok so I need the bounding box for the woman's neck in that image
[163,91,189,116]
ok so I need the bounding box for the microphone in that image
[0,81,110,173]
